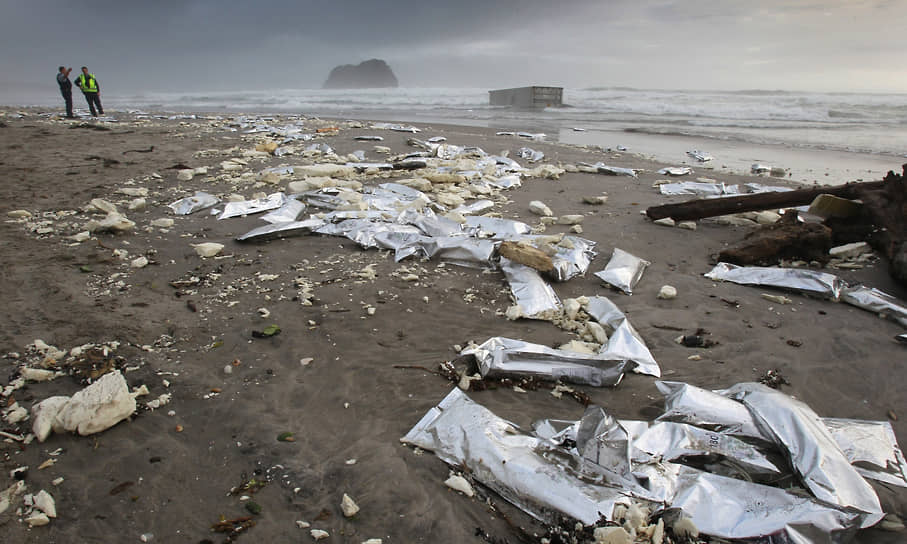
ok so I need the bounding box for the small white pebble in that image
[311,529,330,540]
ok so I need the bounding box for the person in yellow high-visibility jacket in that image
[74,66,104,117]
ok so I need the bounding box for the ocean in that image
[16,87,907,184]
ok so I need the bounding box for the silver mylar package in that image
[658,181,738,197]
[397,209,463,237]
[317,219,422,250]
[668,469,862,543]
[654,381,768,440]
[218,192,287,220]
[575,406,632,475]
[704,262,845,299]
[452,199,495,216]
[723,383,884,527]
[655,381,907,486]
[461,337,627,387]
[841,285,907,327]
[548,236,597,282]
[585,296,660,376]
[594,248,650,295]
[657,166,693,176]
[576,162,638,178]
[400,388,634,525]
[632,421,784,478]
[464,216,532,239]
[235,218,325,243]
[168,191,219,215]
[822,418,907,488]
[261,198,306,224]
[500,258,563,319]
[417,236,498,267]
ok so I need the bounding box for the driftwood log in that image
[645,180,885,222]
[646,165,907,285]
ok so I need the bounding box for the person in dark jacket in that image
[57,66,74,118]
[74,66,104,117]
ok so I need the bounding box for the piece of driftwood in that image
[718,217,833,266]
[498,240,554,272]
[645,180,885,221]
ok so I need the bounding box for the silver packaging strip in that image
[261,198,306,224]
[594,248,650,295]
[464,216,532,239]
[316,219,422,250]
[658,181,738,197]
[704,262,845,300]
[669,469,863,542]
[235,218,326,243]
[841,285,907,328]
[548,236,597,282]
[419,236,498,267]
[168,191,219,215]
[218,192,287,220]
[397,209,464,237]
[632,421,784,478]
[462,336,627,387]
[822,418,907,488]
[401,388,633,525]
[724,383,884,527]
[657,166,693,176]
[585,296,660,377]
[577,162,638,178]
[501,258,563,320]
[452,199,495,216]
[654,381,767,440]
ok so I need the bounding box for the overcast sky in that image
[2,0,905,99]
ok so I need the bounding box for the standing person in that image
[74,66,104,117]
[57,66,74,118]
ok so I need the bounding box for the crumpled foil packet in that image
[585,296,659,377]
[704,262,845,299]
[594,248,650,295]
[168,191,219,215]
[405,387,875,541]
[218,192,287,220]
[261,198,306,224]
[501,258,563,320]
[577,162,638,178]
[841,285,907,328]
[723,383,884,527]
[461,337,628,387]
[235,218,326,243]
[401,388,635,525]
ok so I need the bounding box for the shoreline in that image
[0,107,905,543]
[5,101,904,188]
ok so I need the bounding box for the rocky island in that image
[322,58,398,89]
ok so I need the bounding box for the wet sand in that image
[0,108,905,543]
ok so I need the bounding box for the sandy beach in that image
[1,108,905,543]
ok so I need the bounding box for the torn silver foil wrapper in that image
[724,383,884,527]
[235,218,326,243]
[462,337,628,387]
[488,174,522,189]
[577,162,638,178]
[656,381,907,487]
[517,147,544,163]
[261,198,306,224]
[168,191,219,215]
[657,166,693,176]
[398,209,463,237]
[655,381,767,440]
[401,388,633,525]
[704,262,845,300]
[668,469,862,543]
[218,192,287,220]
[501,258,563,320]
[452,199,495,216]
[576,406,632,475]
[822,418,907,488]
[316,219,421,250]
[414,236,498,267]
[465,216,532,239]
[658,181,738,197]
[594,248,650,295]
[841,285,907,327]
[585,296,659,377]
[632,421,784,478]
[547,236,597,282]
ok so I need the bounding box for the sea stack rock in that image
[323,59,399,89]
